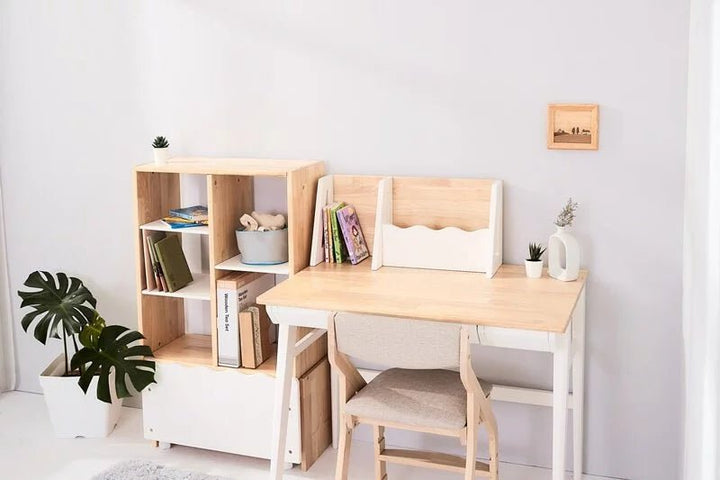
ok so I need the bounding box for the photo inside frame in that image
[553,110,593,144]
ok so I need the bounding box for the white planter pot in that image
[548,226,580,282]
[524,259,543,278]
[38,354,122,438]
[153,147,170,164]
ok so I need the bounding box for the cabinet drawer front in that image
[143,362,301,464]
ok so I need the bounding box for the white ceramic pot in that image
[153,147,170,164]
[524,259,543,278]
[38,354,121,438]
[548,226,580,282]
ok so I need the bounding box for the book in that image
[324,205,334,263]
[161,216,207,229]
[322,207,330,263]
[330,202,347,263]
[239,305,272,368]
[336,205,370,265]
[143,232,166,291]
[216,273,275,368]
[169,205,208,222]
[154,235,194,292]
[146,232,167,291]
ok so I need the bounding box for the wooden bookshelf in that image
[133,157,330,469]
[133,157,324,366]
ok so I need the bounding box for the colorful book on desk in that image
[153,235,193,292]
[336,204,369,265]
[169,205,208,222]
[329,202,346,263]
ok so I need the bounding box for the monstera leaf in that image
[71,325,156,403]
[79,311,106,349]
[18,271,97,344]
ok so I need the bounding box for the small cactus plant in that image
[152,136,169,149]
[527,242,546,262]
[554,198,578,228]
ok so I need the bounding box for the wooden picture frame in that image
[547,104,599,150]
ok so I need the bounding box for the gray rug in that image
[93,460,234,480]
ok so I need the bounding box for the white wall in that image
[0,1,689,479]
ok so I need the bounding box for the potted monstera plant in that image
[18,271,156,438]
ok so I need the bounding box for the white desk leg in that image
[572,288,586,480]
[269,324,297,480]
[552,330,570,480]
[331,367,339,449]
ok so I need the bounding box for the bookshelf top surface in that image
[135,157,323,176]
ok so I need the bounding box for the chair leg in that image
[374,425,387,480]
[487,423,499,480]
[465,397,479,480]
[336,416,353,480]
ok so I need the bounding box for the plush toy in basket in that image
[236,212,288,265]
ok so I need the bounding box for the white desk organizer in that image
[309,174,503,278]
[371,177,502,278]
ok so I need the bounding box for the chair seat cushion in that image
[343,368,492,431]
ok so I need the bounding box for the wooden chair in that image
[328,312,499,480]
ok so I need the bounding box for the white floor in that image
[0,391,614,480]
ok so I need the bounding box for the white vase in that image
[525,259,543,278]
[153,148,169,164]
[548,226,580,281]
[38,354,122,438]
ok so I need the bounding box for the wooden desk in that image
[258,263,587,480]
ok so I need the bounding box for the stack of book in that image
[216,272,275,368]
[322,202,369,265]
[162,205,209,229]
[143,233,194,293]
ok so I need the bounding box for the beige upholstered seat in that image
[329,312,499,480]
[344,368,492,430]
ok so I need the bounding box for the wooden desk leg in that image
[269,324,297,480]
[552,329,571,480]
[572,288,586,480]
[331,367,340,449]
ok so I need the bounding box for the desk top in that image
[258,263,587,333]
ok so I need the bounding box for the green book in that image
[330,202,346,263]
[154,235,193,292]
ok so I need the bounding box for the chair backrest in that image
[332,312,462,370]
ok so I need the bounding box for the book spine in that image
[217,286,241,367]
[325,206,334,263]
[168,210,195,221]
[322,207,329,263]
[148,238,165,291]
[143,235,156,291]
[239,310,255,368]
[337,211,358,264]
[331,207,344,263]
[252,309,263,365]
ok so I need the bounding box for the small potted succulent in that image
[152,135,170,164]
[18,271,156,438]
[525,242,546,278]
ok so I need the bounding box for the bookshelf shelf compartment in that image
[154,334,214,367]
[153,334,278,376]
[215,254,290,275]
[142,272,210,301]
[140,220,209,235]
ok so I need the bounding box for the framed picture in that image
[547,104,599,150]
